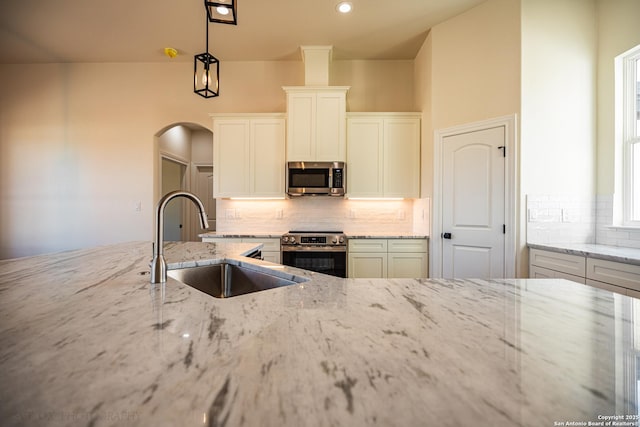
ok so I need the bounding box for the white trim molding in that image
[431,114,518,278]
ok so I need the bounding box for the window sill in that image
[606,225,640,231]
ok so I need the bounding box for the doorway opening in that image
[154,123,215,242]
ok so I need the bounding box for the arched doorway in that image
[154,123,215,241]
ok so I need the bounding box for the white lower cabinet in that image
[202,237,281,264]
[529,247,640,297]
[349,252,387,278]
[348,238,428,278]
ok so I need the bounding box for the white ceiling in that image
[0,0,486,64]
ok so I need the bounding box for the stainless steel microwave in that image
[286,161,345,197]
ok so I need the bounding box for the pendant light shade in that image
[204,0,237,25]
[194,52,220,98]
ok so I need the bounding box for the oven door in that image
[281,247,347,278]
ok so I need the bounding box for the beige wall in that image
[0,58,414,259]
[332,60,416,112]
[596,0,640,195]
[430,0,521,131]
[414,0,521,272]
[414,32,433,200]
[416,0,521,200]
[521,0,597,196]
[520,0,598,275]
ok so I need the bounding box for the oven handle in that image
[281,245,347,253]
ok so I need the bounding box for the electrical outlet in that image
[225,209,235,220]
[276,208,283,219]
[235,209,241,219]
[134,201,142,212]
[349,209,356,219]
[397,209,405,220]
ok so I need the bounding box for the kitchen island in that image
[0,241,635,426]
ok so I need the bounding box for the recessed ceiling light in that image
[336,2,352,13]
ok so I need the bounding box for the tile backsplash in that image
[526,194,640,248]
[216,197,430,235]
[526,195,595,244]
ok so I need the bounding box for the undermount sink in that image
[167,262,306,298]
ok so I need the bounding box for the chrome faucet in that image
[151,191,209,284]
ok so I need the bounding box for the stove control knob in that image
[282,236,289,243]
[339,237,345,244]
[332,237,338,244]
[290,237,296,244]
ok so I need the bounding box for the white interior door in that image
[441,126,505,279]
[161,157,186,242]
[193,166,215,235]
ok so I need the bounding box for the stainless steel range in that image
[281,231,347,278]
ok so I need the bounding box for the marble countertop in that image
[200,232,286,239]
[0,241,636,426]
[345,233,429,239]
[528,242,640,266]
[200,231,429,239]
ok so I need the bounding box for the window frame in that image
[621,44,640,226]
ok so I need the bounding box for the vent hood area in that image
[300,45,333,86]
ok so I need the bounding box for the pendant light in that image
[204,0,238,25]
[194,16,220,98]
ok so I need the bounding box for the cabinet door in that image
[316,92,346,161]
[388,253,427,278]
[383,118,420,198]
[214,120,250,197]
[251,119,285,196]
[348,253,387,278]
[346,118,384,197]
[286,92,315,161]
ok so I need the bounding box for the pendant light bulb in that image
[217,6,229,15]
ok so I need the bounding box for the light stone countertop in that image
[528,242,640,266]
[345,233,429,239]
[0,241,635,426]
[200,231,429,239]
[199,232,287,239]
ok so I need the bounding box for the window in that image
[620,44,640,225]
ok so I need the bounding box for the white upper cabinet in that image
[283,87,349,161]
[212,114,285,198]
[347,113,421,198]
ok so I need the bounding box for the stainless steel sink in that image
[167,263,305,298]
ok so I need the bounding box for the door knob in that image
[442,232,452,239]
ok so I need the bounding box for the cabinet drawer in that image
[529,265,585,284]
[388,239,428,253]
[242,238,280,252]
[586,278,626,296]
[586,258,640,291]
[202,237,243,244]
[529,249,585,277]
[348,239,387,253]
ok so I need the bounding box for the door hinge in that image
[503,224,506,234]
[498,146,506,157]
